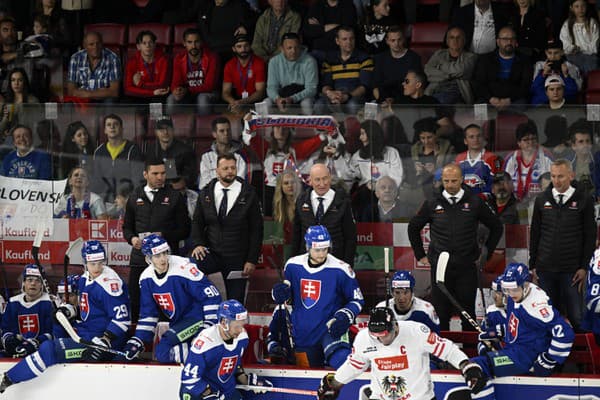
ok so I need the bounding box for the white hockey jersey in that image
[335,321,468,400]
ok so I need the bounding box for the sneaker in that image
[0,373,13,393]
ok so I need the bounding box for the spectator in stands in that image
[543,115,570,158]
[1,124,50,179]
[292,163,356,265]
[560,0,599,74]
[123,158,190,322]
[198,0,256,62]
[90,114,144,203]
[168,28,219,116]
[349,119,403,219]
[66,31,120,103]
[0,17,18,91]
[273,168,303,227]
[146,117,197,190]
[372,26,421,104]
[541,74,569,110]
[411,117,455,200]
[455,123,502,200]
[473,26,532,107]
[55,166,108,219]
[252,0,301,61]
[530,159,597,332]
[303,0,358,59]
[396,69,439,105]
[32,0,73,53]
[492,171,520,224]
[359,175,411,222]
[124,30,170,102]
[564,119,596,197]
[301,140,354,191]
[408,163,503,331]
[222,34,267,114]
[106,181,133,221]
[315,26,374,115]
[503,119,554,201]
[266,32,318,115]
[451,0,508,55]
[199,116,248,190]
[0,68,39,137]
[435,105,466,153]
[424,26,477,104]
[171,175,199,220]
[59,121,95,180]
[35,119,60,179]
[531,41,582,105]
[191,153,263,303]
[360,0,399,54]
[508,0,547,60]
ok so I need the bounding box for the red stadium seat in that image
[409,22,448,65]
[493,112,528,152]
[343,115,362,154]
[84,23,127,58]
[586,70,600,91]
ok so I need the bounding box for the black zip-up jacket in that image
[529,182,597,273]
[291,188,356,265]
[191,178,263,266]
[408,185,503,266]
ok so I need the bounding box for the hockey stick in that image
[477,246,489,329]
[435,252,483,333]
[63,238,84,303]
[32,221,54,298]
[273,241,295,364]
[236,384,317,396]
[384,247,391,308]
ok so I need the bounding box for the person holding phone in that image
[531,41,582,105]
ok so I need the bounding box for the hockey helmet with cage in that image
[501,263,530,290]
[57,274,81,295]
[141,234,170,257]
[304,225,331,250]
[368,307,395,337]
[390,270,415,291]
[81,240,106,263]
[217,300,248,323]
[22,264,43,281]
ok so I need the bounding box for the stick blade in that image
[55,311,81,342]
[435,251,450,284]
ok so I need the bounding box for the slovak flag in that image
[218,355,239,383]
[153,293,176,318]
[300,279,321,309]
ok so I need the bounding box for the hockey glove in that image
[124,336,144,361]
[462,362,487,394]
[246,373,273,393]
[317,373,340,400]
[200,391,223,400]
[2,335,21,356]
[56,304,77,320]
[532,352,557,377]
[267,340,288,359]
[15,338,39,357]
[478,324,504,342]
[272,281,291,304]
[82,336,112,362]
[327,309,353,338]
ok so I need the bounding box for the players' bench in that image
[440,330,600,375]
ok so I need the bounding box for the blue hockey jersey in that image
[75,266,130,347]
[376,297,440,333]
[455,150,502,197]
[181,324,249,396]
[135,255,221,342]
[1,293,54,343]
[504,283,574,365]
[583,248,600,335]
[284,253,364,348]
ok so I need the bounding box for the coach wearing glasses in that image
[472,26,533,107]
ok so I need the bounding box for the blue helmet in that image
[491,274,504,292]
[502,263,530,289]
[390,270,415,291]
[141,234,170,257]
[58,274,81,295]
[81,240,106,263]
[22,264,43,281]
[217,300,248,323]
[304,225,331,250]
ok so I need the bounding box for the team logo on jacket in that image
[217,355,239,383]
[507,313,519,343]
[300,279,321,308]
[18,314,40,335]
[380,375,408,399]
[272,162,283,175]
[80,293,90,321]
[375,355,409,371]
[153,293,176,318]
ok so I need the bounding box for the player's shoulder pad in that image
[403,319,432,335]
[95,266,125,297]
[591,248,600,275]
[285,254,307,269]
[523,284,555,322]
[11,292,53,307]
[485,303,505,315]
[168,256,207,281]
[413,297,436,315]
[190,325,220,354]
[323,254,356,278]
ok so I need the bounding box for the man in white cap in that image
[544,74,566,110]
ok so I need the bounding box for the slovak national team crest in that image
[153,293,176,318]
[300,279,321,309]
[218,355,239,383]
[18,314,40,335]
[80,293,90,321]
